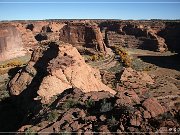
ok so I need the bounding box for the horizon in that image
[0,0,180,20]
[1,19,180,22]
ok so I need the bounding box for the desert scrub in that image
[25,127,36,135]
[47,110,59,122]
[85,99,95,108]
[100,99,113,113]
[107,116,118,129]
[62,98,79,109]
[107,116,118,132]
[111,46,132,67]
[90,53,105,61]
[0,59,24,68]
[132,58,156,71]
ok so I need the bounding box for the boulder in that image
[142,98,166,117]
[115,90,140,106]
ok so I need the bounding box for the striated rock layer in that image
[8,42,115,104]
[100,21,168,52]
[59,21,107,54]
[0,24,26,61]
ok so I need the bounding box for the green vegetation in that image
[0,56,30,75]
[25,127,36,135]
[107,116,118,128]
[132,58,156,71]
[90,53,105,61]
[0,59,24,68]
[62,99,79,109]
[100,99,113,113]
[47,110,59,122]
[85,99,95,108]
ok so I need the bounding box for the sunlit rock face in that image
[59,21,107,55]
[0,25,25,61]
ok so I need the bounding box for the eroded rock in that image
[8,42,115,104]
[142,97,166,117]
[0,24,26,61]
[59,21,107,54]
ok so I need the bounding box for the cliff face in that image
[158,22,180,52]
[0,25,25,61]
[100,21,168,52]
[59,22,107,54]
[0,20,180,61]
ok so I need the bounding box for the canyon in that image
[0,20,179,133]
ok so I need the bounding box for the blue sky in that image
[0,0,180,20]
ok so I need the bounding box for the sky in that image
[0,0,180,20]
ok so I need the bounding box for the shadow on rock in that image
[8,66,23,79]
[0,97,23,132]
[0,42,59,132]
[138,53,180,71]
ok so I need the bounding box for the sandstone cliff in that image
[100,21,168,52]
[59,21,107,55]
[0,24,26,61]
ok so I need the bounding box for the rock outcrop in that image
[8,42,115,104]
[16,87,174,133]
[142,97,166,117]
[101,21,168,52]
[158,22,180,52]
[0,24,26,61]
[15,23,37,48]
[1,20,179,61]
[59,21,107,54]
[119,67,154,96]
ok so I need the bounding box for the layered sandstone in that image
[0,24,26,61]
[101,21,168,52]
[1,20,179,62]
[8,42,115,104]
[59,21,107,54]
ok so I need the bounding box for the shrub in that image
[100,99,113,113]
[107,116,117,127]
[25,127,36,135]
[0,59,24,68]
[62,99,79,109]
[111,46,132,67]
[47,110,59,122]
[90,53,105,61]
[91,55,98,61]
[85,99,95,108]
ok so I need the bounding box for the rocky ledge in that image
[8,41,115,104]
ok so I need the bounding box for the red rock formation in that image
[0,24,26,61]
[101,20,168,52]
[8,42,115,104]
[59,22,107,54]
[14,23,37,47]
[142,97,166,117]
[158,22,180,52]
